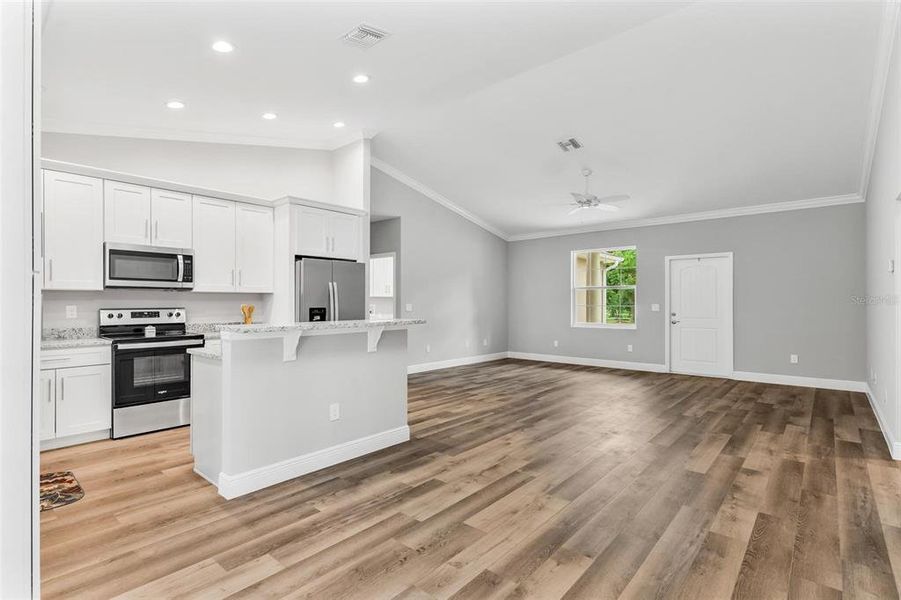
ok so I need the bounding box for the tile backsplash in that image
[42,290,270,330]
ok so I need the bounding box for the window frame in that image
[570,245,638,330]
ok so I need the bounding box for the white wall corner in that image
[866,385,901,460]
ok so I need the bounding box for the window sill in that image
[571,323,637,330]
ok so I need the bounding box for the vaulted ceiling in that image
[43,1,891,239]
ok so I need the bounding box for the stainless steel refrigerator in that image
[295,258,366,322]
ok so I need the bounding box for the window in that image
[571,246,637,328]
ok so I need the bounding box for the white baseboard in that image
[507,351,667,373]
[408,352,509,374]
[216,426,410,499]
[732,371,867,392]
[865,386,901,460]
[40,429,110,452]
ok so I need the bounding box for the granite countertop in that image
[41,337,111,350]
[187,345,223,361]
[218,318,426,336]
[41,327,111,350]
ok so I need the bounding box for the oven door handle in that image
[116,339,204,350]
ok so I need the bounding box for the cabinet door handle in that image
[231,269,235,286]
[59,378,64,401]
[48,258,53,282]
[238,269,242,286]
[154,220,159,241]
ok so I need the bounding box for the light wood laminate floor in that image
[41,359,901,599]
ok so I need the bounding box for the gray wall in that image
[508,204,866,380]
[370,217,402,317]
[866,19,901,442]
[371,168,508,366]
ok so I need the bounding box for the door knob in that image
[671,319,680,325]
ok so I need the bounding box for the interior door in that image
[669,255,733,377]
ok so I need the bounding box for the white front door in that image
[668,254,733,377]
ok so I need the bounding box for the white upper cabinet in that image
[292,205,361,261]
[294,206,330,257]
[369,255,394,298]
[329,213,361,260]
[236,204,274,292]
[43,170,104,290]
[151,189,192,249]
[192,196,237,292]
[104,180,152,245]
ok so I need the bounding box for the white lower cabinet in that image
[55,365,112,438]
[41,347,112,450]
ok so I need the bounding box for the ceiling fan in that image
[567,168,629,215]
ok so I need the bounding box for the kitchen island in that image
[187,318,424,499]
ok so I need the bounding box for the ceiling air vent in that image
[557,138,583,152]
[341,24,390,49]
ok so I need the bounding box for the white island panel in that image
[190,325,416,499]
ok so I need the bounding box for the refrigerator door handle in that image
[334,281,339,321]
[328,281,335,321]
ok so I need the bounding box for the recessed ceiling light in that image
[333,121,346,128]
[262,112,277,120]
[166,100,185,110]
[212,40,234,53]
[352,74,370,84]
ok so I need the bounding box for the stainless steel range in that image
[99,308,204,438]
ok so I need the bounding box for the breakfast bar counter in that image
[187,318,424,498]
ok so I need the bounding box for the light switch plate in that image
[329,403,340,421]
[553,340,559,348]
[405,303,413,312]
[790,354,799,364]
[627,344,633,352]
[651,304,660,312]
[65,305,77,319]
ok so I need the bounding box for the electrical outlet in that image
[482,338,488,347]
[884,390,889,405]
[65,305,77,319]
[873,371,878,385]
[627,344,633,352]
[329,403,340,421]
[790,354,798,364]
[651,304,660,312]
[553,340,559,348]
[426,343,431,353]
[405,303,413,312]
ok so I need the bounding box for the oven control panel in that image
[99,308,186,325]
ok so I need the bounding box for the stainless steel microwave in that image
[104,243,194,289]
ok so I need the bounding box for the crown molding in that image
[860,1,900,200]
[41,120,370,152]
[506,193,864,242]
[370,157,510,240]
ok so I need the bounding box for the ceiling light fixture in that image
[333,121,346,128]
[262,112,277,120]
[212,40,234,53]
[352,74,370,84]
[166,100,185,109]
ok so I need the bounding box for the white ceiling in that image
[43,1,889,239]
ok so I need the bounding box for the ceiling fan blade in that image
[568,205,585,215]
[591,204,620,212]
[595,194,630,204]
[570,192,589,202]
